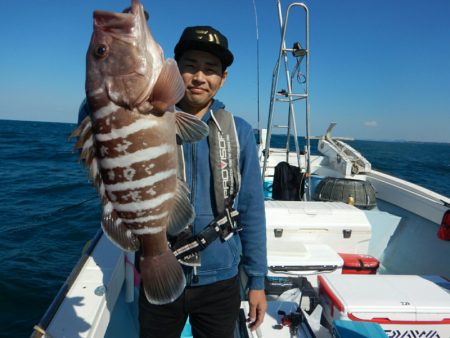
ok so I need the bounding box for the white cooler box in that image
[318,274,450,337]
[267,242,344,288]
[265,201,372,254]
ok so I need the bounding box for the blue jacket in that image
[182,100,267,290]
[77,99,268,289]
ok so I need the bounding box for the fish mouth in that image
[130,0,142,15]
[93,0,144,39]
[93,11,135,35]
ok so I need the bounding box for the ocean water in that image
[1,119,449,338]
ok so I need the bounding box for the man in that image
[138,26,268,338]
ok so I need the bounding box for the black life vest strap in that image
[172,208,241,262]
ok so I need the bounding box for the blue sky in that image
[1,0,449,142]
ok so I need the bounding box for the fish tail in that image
[140,249,185,304]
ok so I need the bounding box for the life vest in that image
[208,108,241,213]
[171,108,242,267]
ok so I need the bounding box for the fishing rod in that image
[252,0,261,136]
[1,196,98,236]
[42,195,98,217]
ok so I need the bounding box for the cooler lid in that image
[320,275,450,321]
[268,243,344,273]
[265,201,371,232]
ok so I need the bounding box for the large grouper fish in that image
[70,0,208,304]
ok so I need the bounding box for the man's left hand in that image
[247,289,267,331]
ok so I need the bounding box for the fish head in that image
[86,0,163,111]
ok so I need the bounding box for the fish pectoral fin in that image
[175,111,209,143]
[140,250,185,305]
[166,179,195,236]
[151,58,185,113]
[101,201,140,251]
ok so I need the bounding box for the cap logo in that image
[195,30,220,44]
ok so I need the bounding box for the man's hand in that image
[247,289,267,331]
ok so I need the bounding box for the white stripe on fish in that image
[88,87,104,97]
[126,211,168,224]
[104,201,114,214]
[95,119,158,142]
[94,101,120,119]
[100,144,174,169]
[112,192,175,212]
[131,225,165,235]
[104,169,177,192]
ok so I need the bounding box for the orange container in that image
[338,253,379,274]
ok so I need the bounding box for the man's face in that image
[177,50,227,115]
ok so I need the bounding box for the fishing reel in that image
[273,309,303,335]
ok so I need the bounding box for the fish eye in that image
[94,44,108,58]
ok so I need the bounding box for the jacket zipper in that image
[185,143,198,286]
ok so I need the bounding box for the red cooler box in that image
[318,274,450,337]
[338,253,379,274]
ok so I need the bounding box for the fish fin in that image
[175,111,209,143]
[75,127,92,150]
[68,116,87,140]
[166,179,195,236]
[89,158,102,187]
[70,115,96,169]
[101,201,140,251]
[140,249,185,304]
[69,116,101,188]
[151,58,185,113]
[73,119,93,150]
[69,115,91,142]
[80,138,94,165]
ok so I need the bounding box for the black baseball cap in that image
[174,26,234,69]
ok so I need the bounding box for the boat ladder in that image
[261,1,312,199]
